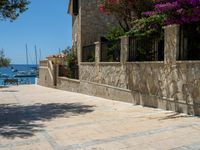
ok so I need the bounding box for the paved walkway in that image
[0,85,200,150]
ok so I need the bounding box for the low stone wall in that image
[80,62,127,89]
[39,25,200,116]
[56,77,133,103]
[38,60,55,88]
[41,60,200,116]
[78,61,200,115]
[57,77,80,93]
[38,66,54,88]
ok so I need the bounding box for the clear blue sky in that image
[0,0,72,64]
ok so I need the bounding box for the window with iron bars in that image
[128,36,164,61]
[100,39,121,62]
[82,44,95,62]
[178,23,200,60]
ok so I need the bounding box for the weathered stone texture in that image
[81,0,117,45]
[38,67,54,88]
[126,62,164,96]
[80,63,127,89]
[57,77,80,93]
[164,24,180,65]
[39,24,200,115]
[176,62,200,105]
[79,63,98,82]
[72,0,118,64]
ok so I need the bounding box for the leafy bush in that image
[0,50,10,67]
[66,52,78,78]
[128,14,165,39]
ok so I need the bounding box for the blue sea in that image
[0,64,37,85]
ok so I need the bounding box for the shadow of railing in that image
[0,103,94,139]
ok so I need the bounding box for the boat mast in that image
[35,45,38,67]
[26,44,29,69]
[39,48,42,61]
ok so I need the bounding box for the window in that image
[73,0,79,15]
[179,23,200,60]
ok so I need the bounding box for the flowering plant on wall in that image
[144,0,200,25]
[128,0,200,38]
[99,0,154,32]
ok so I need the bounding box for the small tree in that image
[0,50,10,67]
[0,0,30,21]
[99,0,154,32]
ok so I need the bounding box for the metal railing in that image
[178,23,200,60]
[59,65,79,80]
[82,44,95,62]
[101,39,120,62]
[128,36,164,61]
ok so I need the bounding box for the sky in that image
[0,0,72,64]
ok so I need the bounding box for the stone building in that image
[39,1,200,116]
[68,0,117,64]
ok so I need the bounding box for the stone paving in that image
[0,85,200,150]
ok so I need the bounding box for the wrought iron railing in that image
[178,23,200,60]
[128,36,164,61]
[82,44,95,62]
[101,39,121,62]
[59,65,79,80]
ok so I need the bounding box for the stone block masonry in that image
[39,24,200,116]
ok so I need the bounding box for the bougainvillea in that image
[99,0,154,31]
[128,0,200,38]
[144,0,200,25]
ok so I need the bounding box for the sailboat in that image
[0,73,9,78]
[13,44,37,78]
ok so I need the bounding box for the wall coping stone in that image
[126,61,164,64]
[58,77,81,83]
[176,61,200,64]
[98,62,121,65]
[163,24,180,29]
[81,80,131,92]
[39,66,49,69]
[94,41,100,44]
[80,62,96,65]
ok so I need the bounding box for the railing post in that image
[164,24,180,65]
[95,41,101,64]
[120,36,129,64]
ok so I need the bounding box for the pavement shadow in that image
[0,90,18,92]
[159,113,194,120]
[0,103,94,139]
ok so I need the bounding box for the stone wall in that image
[38,60,55,88]
[80,62,127,88]
[39,24,200,116]
[81,0,117,45]
[56,77,133,103]
[71,0,118,63]
[78,61,200,115]
[57,77,80,93]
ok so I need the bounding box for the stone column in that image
[94,41,101,64]
[120,36,129,64]
[120,36,129,89]
[163,24,181,112]
[164,24,180,65]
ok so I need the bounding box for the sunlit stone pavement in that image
[0,85,200,150]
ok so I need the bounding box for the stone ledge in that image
[39,66,49,69]
[58,77,80,83]
[176,61,200,64]
[126,61,164,64]
[80,80,130,92]
[80,62,95,65]
[98,62,121,65]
